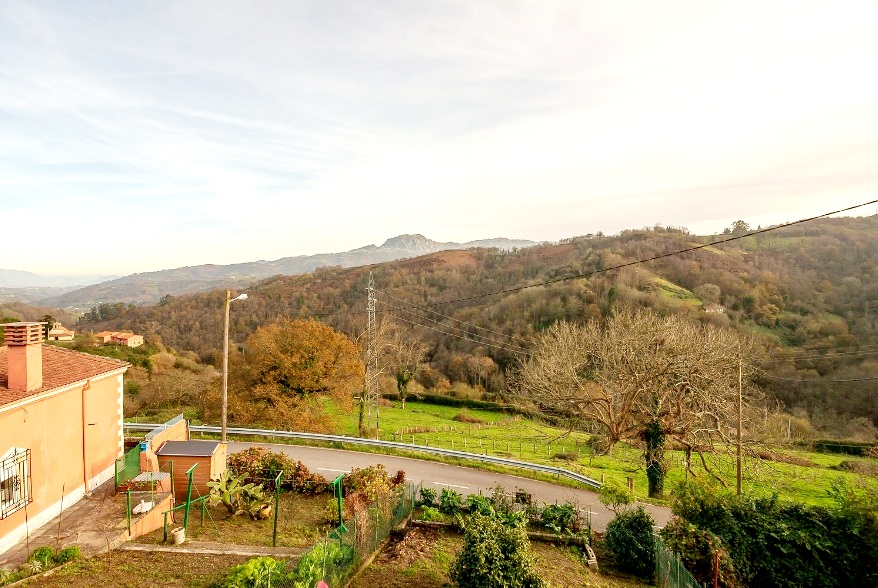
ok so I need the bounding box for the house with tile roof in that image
[110,332,144,348]
[0,322,128,555]
[46,323,74,342]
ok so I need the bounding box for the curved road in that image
[229,441,671,532]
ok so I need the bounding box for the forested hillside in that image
[78,216,878,435]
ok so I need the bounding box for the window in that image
[0,448,31,519]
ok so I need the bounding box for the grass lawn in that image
[135,492,330,548]
[348,526,648,588]
[330,400,877,508]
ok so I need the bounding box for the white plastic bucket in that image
[171,527,186,545]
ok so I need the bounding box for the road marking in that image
[318,468,350,474]
[432,482,469,490]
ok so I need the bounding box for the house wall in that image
[0,371,125,555]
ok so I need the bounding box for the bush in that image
[439,488,463,515]
[466,494,495,516]
[418,486,437,507]
[28,546,56,567]
[603,506,656,579]
[228,447,327,493]
[343,464,395,501]
[419,506,442,521]
[450,513,544,588]
[671,480,878,588]
[540,503,579,534]
[599,479,634,514]
[292,541,355,588]
[453,409,487,424]
[660,516,739,588]
[54,546,82,563]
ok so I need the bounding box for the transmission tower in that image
[365,272,380,436]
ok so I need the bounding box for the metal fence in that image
[114,444,141,491]
[655,533,705,588]
[216,482,416,588]
[124,423,602,489]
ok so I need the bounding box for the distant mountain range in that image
[0,269,117,289]
[22,234,536,309]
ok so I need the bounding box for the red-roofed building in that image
[110,333,144,348]
[94,331,116,344]
[0,323,128,555]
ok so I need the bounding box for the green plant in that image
[207,470,266,517]
[466,494,495,516]
[419,506,442,521]
[228,447,328,493]
[28,546,56,567]
[450,513,544,588]
[540,503,578,534]
[54,546,82,563]
[292,541,355,588]
[221,556,289,587]
[660,516,739,588]
[343,464,394,501]
[439,488,463,515]
[418,486,437,507]
[599,478,634,514]
[603,506,656,579]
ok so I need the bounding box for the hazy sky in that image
[2,1,877,276]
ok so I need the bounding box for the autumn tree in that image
[243,317,364,433]
[513,308,764,497]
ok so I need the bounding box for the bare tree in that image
[380,317,427,410]
[512,308,764,497]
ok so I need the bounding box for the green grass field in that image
[334,399,876,507]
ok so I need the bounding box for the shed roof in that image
[156,440,221,457]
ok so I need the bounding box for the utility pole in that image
[366,272,380,437]
[736,353,743,496]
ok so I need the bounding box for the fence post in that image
[126,489,132,536]
[273,470,283,547]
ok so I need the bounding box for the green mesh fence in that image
[218,482,416,588]
[655,533,705,588]
[114,444,141,491]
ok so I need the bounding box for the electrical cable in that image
[386,312,528,356]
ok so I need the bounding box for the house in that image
[94,331,116,344]
[0,322,128,556]
[46,323,75,342]
[94,331,144,348]
[111,333,144,348]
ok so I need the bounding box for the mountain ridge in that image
[35,234,537,308]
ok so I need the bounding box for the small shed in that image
[156,440,227,501]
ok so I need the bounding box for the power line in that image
[763,347,878,363]
[761,374,878,383]
[376,289,532,347]
[386,198,878,310]
[387,312,527,356]
[378,300,530,353]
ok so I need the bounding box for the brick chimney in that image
[3,322,45,392]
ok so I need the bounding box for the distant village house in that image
[95,331,144,348]
[46,323,74,342]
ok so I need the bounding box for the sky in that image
[2,1,878,277]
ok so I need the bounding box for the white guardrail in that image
[124,423,602,489]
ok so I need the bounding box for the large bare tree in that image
[512,308,764,497]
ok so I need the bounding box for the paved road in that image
[229,441,672,532]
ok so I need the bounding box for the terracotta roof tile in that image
[0,345,129,407]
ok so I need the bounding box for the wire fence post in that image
[272,470,283,547]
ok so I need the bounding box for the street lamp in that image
[222,290,247,443]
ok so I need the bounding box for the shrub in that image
[27,546,56,567]
[228,447,327,493]
[54,546,82,563]
[671,480,878,588]
[540,503,579,534]
[453,409,487,424]
[418,486,437,507]
[207,470,267,518]
[450,513,544,588]
[466,494,495,516]
[660,516,739,588]
[599,479,634,514]
[603,506,656,579]
[343,464,394,501]
[439,488,463,515]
